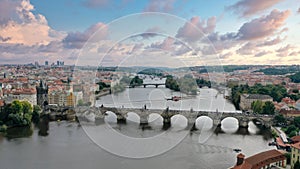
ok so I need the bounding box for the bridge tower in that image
[36,80,48,109]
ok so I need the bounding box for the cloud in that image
[220,52,234,59]
[0,35,11,42]
[254,50,270,57]
[227,0,283,17]
[139,27,163,39]
[176,16,216,42]
[150,37,175,51]
[289,51,300,56]
[0,0,64,46]
[82,0,109,9]
[276,44,294,57]
[63,22,108,49]
[236,42,256,55]
[237,9,290,40]
[144,0,176,12]
[257,36,285,46]
[298,8,300,13]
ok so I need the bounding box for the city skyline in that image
[0,0,300,66]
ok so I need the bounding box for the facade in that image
[48,90,75,107]
[3,88,37,106]
[230,150,286,169]
[279,109,300,117]
[291,143,300,168]
[239,94,273,110]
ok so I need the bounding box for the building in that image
[291,143,300,168]
[36,80,48,108]
[3,88,37,106]
[239,94,273,110]
[0,99,5,112]
[45,61,49,66]
[48,90,75,107]
[279,109,300,118]
[230,150,286,169]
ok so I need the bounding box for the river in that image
[0,85,275,169]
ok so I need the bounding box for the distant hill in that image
[289,72,300,83]
[255,67,300,75]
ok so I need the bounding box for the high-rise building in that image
[34,61,39,67]
[57,61,60,66]
[45,61,49,66]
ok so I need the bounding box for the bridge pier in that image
[117,114,126,124]
[239,118,249,128]
[139,113,151,129]
[163,117,171,130]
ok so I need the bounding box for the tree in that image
[32,105,41,124]
[3,101,34,127]
[261,101,275,115]
[274,114,286,125]
[251,100,263,114]
[11,100,23,115]
[165,76,180,91]
[285,125,298,137]
[22,101,33,115]
[294,160,300,169]
[130,76,143,86]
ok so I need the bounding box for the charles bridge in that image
[73,106,274,129]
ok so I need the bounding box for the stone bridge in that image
[130,83,165,88]
[75,106,273,129]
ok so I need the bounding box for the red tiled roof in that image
[231,150,285,169]
[292,143,300,150]
[0,100,4,107]
[280,109,300,115]
[292,136,300,143]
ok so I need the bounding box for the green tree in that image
[294,160,300,169]
[294,117,300,128]
[165,76,180,91]
[274,114,286,125]
[11,100,23,115]
[130,76,143,86]
[22,101,33,115]
[285,153,291,165]
[251,100,263,114]
[77,99,85,106]
[32,105,41,124]
[285,125,298,136]
[261,101,275,115]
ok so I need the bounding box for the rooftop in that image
[231,149,286,169]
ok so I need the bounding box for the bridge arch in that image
[126,112,140,124]
[171,115,188,130]
[195,116,213,130]
[104,111,118,123]
[221,117,239,133]
[148,113,163,127]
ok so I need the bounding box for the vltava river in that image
[0,87,275,169]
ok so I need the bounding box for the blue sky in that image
[0,0,300,66]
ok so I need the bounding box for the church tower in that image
[36,80,48,108]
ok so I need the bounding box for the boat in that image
[233,148,242,152]
[166,96,181,101]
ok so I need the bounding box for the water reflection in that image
[221,117,239,133]
[38,114,50,136]
[6,126,33,139]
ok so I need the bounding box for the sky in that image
[0,0,300,67]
